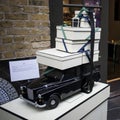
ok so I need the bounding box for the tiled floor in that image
[107,80,120,120]
[107,59,120,119]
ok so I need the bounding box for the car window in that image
[61,68,77,81]
[44,67,78,82]
[44,67,63,82]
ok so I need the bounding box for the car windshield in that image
[44,67,63,82]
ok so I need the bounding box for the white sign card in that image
[9,59,40,82]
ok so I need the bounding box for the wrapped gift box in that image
[55,38,99,53]
[36,48,99,70]
[56,26,101,40]
[82,51,99,64]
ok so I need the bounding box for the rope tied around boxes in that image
[61,7,96,55]
[82,8,96,93]
[61,7,96,64]
[61,7,97,93]
[77,7,91,25]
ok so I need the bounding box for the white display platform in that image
[36,48,99,70]
[0,82,110,120]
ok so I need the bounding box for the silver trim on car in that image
[20,95,46,108]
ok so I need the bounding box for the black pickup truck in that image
[20,65,100,109]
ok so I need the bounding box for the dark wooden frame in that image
[49,0,63,48]
[114,0,120,21]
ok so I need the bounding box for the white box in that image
[82,51,99,64]
[56,26,101,40]
[36,48,82,70]
[36,48,99,70]
[55,38,99,53]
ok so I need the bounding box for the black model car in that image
[20,65,100,109]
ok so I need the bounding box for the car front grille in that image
[27,88,34,100]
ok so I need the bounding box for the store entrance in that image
[107,0,120,81]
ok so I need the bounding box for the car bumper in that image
[20,95,46,108]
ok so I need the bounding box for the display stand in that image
[0,82,110,120]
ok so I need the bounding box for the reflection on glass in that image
[63,0,101,27]
[84,0,100,6]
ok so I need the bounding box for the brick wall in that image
[0,0,50,59]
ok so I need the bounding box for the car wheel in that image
[46,95,60,109]
[82,77,94,93]
[93,71,101,82]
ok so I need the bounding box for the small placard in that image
[9,59,40,82]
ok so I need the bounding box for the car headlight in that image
[20,86,24,90]
[38,94,42,98]
[20,86,26,94]
[20,86,26,90]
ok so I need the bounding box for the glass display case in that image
[63,0,101,27]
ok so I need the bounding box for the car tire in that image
[81,77,94,93]
[46,95,60,109]
[93,71,101,82]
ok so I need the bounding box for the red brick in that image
[31,14,49,20]
[0,5,10,12]
[2,37,13,43]
[5,13,28,20]
[25,21,35,27]
[8,29,30,35]
[0,45,4,52]
[0,53,2,59]
[39,6,49,13]
[29,0,48,6]
[0,29,6,36]
[10,6,24,13]
[30,28,43,35]
[32,41,50,48]
[14,36,24,43]
[3,52,15,59]
[23,6,34,13]
[13,21,26,27]
[0,21,13,28]
[0,14,4,19]
[15,51,26,57]
[13,43,25,50]
[9,0,28,5]
[0,0,9,5]
[0,44,13,52]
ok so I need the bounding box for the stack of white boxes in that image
[36,10,101,70]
